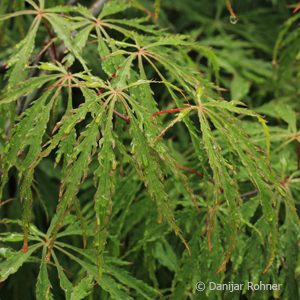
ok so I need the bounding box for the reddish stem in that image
[152,107,191,116]
[92,278,100,287]
[22,239,28,253]
[240,189,258,198]
[97,67,120,95]
[43,84,63,90]
[225,0,239,20]
[293,1,300,13]
[177,164,215,185]
[0,198,16,207]
[176,164,204,178]
[113,110,130,124]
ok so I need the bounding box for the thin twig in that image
[98,98,130,124]
[293,1,300,13]
[240,189,258,199]
[175,164,214,184]
[225,0,239,21]
[176,163,258,199]
[152,107,191,116]
[112,109,130,124]
[176,164,204,178]
[0,198,16,207]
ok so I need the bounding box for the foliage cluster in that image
[0,0,299,299]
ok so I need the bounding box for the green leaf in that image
[7,16,41,88]
[70,276,93,300]
[1,74,59,104]
[0,247,14,259]
[0,243,41,281]
[0,90,53,199]
[257,101,297,132]
[52,251,73,300]
[0,233,24,242]
[74,24,94,53]
[153,239,178,272]
[231,74,251,100]
[104,263,161,300]
[38,62,63,72]
[110,18,160,35]
[36,246,53,300]
[154,0,161,20]
[54,244,132,299]
[116,55,135,89]
[45,14,88,71]
[99,0,129,19]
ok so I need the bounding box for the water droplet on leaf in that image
[229,16,238,24]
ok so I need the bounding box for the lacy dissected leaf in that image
[6,16,41,88]
[93,98,116,226]
[197,107,239,265]
[0,243,41,281]
[54,243,159,299]
[0,1,297,299]
[0,74,60,104]
[278,204,300,299]
[0,90,54,199]
[44,91,113,263]
[120,98,186,246]
[98,0,129,19]
[115,55,135,88]
[104,263,161,300]
[129,94,200,211]
[70,276,93,300]
[97,35,124,76]
[74,24,94,53]
[273,13,300,66]
[43,89,105,162]
[110,18,161,35]
[45,13,88,71]
[91,97,117,281]
[36,246,54,300]
[52,251,73,300]
[195,98,279,271]
[46,113,103,239]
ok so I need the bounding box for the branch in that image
[240,189,258,199]
[176,164,215,184]
[112,109,130,124]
